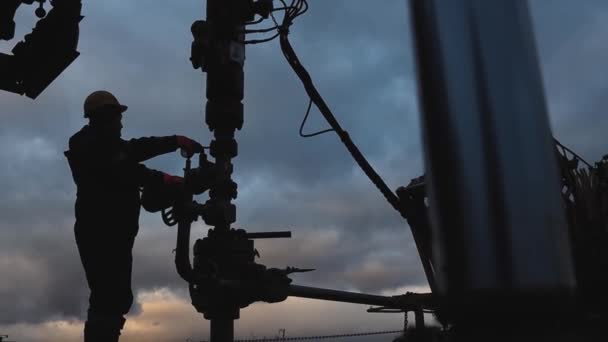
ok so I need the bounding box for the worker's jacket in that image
[65,125,178,239]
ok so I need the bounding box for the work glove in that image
[163,173,183,185]
[176,135,204,156]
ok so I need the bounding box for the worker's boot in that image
[84,313,126,342]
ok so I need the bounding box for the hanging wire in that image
[238,0,409,220]
[244,26,282,34]
[299,98,335,138]
[244,33,280,44]
[275,0,409,219]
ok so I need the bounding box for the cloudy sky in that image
[1,1,607,341]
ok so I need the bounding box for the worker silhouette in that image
[64,90,203,341]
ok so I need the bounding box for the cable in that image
[276,0,409,220]
[299,98,335,137]
[244,32,280,45]
[273,6,298,12]
[246,17,265,25]
[244,26,281,34]
[240,0,409,219]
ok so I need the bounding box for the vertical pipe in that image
[407,0,575,323]
[204,0,244,232]
[204,0,245,339]
[210,319,234,342]
[414,310,424,330]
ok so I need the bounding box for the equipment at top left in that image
[0,0,83,99]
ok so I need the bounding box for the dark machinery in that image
[4,1,608,341]
[0,0,82,98]
[141,2,438,341]
[157,1,608,341]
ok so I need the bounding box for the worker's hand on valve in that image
[176,135,204,157]
[163,173,183,185]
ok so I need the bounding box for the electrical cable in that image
[244,32,280,44]
[299,98,334,137]
[275,0,409,219]
[244,26,281,34]
[239,0,411,218]
[270,1,443,294]
[245,17,265,25]
[273,6,298,12]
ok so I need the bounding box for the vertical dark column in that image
[204,0,244,233]
[203,1,245,341]
[210,319,234,342]
[407,0,575,337]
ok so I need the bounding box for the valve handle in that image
[34,0,46,18]
[284,267,315,275]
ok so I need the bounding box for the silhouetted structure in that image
[3,1,608,341]
[0,0,83,98]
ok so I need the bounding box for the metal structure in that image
[0,0,82,98]
[409,1,576,336]
[159,0,598,341]
[141,1,439,341]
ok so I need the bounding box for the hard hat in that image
[83,90,128,118]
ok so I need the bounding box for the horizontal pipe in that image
[245,231,292,239]
[289,284,434,311]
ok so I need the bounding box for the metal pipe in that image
[175,157,195,283]
[414,310,424,330]
[210,319,234,342]
[289,285,433,311]
[245,231,292,239]
[201,0,246,340]
[175,218,194,283]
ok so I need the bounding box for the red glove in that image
[163,173,183,185]
[176,135,203,156]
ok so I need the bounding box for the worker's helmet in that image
[83,90,128,118]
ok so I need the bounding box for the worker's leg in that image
[76,228,135,342]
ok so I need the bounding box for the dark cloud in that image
[531,0,608,160]
[0,0,606,338]
[0,231,86,324]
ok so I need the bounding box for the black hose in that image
[279,33,407,220]
[278,28,441,292]
[175,217,194,283]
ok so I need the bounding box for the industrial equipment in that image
[3,1,608,341]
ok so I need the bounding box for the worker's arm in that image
[124,136,178,162]
[125,135,203,162]
[65,130,183,189]
[106,144,179,188]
